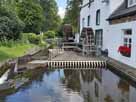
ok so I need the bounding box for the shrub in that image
[0,7,25,40]
[39,40,47,47]
[27,33,40,44]
[21,33,29,44]
[21,33,47,47]
[48,41,56,49]
[43,30,56,39]
[0,39,22,47]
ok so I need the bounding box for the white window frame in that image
[96,9,100,25]
[82,18,85,28]
[123,29,132,49]
[87,15,91,26]
[128,0,136,7]
[95,29,103,48]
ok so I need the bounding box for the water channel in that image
[0,67,136,102]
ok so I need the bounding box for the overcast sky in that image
[56,0,67,19]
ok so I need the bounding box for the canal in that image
[0,68,136,102]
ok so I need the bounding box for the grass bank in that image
[0,44,35,61]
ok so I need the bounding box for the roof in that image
[108,0,136,20]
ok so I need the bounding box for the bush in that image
[21,33,47,47]
[48,41,56,49]
[27,33,40,44]
[0,39,23,47]
[21,33,29,44]
[39,40,47,47]
[0,7,25,40]
[43,30,56,39]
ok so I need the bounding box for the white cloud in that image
[58,7,66,19]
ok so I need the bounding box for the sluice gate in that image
[47,60,106,69]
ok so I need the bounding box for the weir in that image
[47,60,106,69]
[29,49,107,69]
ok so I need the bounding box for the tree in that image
[38,0,61,32]
[0,7,24,40]
[16,0,45,33]
[63,0,82,33]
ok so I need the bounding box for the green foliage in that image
[21,33,29,44]
[43,30,56,39]
[0,43,34,61]
[56,25,64,37]
[21,33,47,47]
[64,0,82,32]
[38,0,61,32]
[38,34,47,47]
[38,40,47,47]
[0,39,17,47]
[0,7,24,40]
[27,33,41,44]
[48,41,56,49]
[0,0,61,35]
[16,0,45,33]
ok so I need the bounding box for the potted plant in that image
[118,46,131,57]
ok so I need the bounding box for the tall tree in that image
[64,0,82,33]
[38,0,61,32]
[16,0,45,33]
[0,7,24,40]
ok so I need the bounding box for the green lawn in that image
[0,44,35,61]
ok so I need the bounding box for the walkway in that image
[51,51,102,61]
[29,51,106,69]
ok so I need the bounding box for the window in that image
[122,29,132,57]
[82,18,85,27]
[87,15,90,26]
[123,29,132,48]
[95,29,103,48]
[128,0,136,7]
[118,29,132,57]
[96,9,100,25]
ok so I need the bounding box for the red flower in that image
[118,46,131,55]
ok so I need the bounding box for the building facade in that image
[80,0,136,68]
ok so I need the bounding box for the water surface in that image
[1,68,136,102]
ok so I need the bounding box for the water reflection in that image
[1,68,136,102]
[60,69,136,102]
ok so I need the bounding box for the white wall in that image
[80,0,136,68]
[108,21,136,68]
[80,0,110,49]
[103,0,136,68]
[82,0,89,5]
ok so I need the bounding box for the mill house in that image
[80,0,136,68]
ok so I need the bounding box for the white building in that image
[80,0,136,68]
